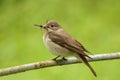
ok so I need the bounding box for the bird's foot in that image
[62,57,67,61]
[52,55,60,61]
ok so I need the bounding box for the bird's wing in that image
[48,30,90,57]
[48,30,97,76]
[75,40,92,54]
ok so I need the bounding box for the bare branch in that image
[0,52,120,76]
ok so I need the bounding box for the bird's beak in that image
[34,24,46,29]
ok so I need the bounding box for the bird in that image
[35,20,97,77]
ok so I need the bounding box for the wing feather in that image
[48,30,90,58]
[48,30,96,76]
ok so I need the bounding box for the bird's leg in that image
[62,57,67,60]
[52,55,60,61]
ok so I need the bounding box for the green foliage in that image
[0,0,120,80]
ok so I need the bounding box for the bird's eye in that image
[51,25,54,27]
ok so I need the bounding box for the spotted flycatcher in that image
[35,20,97,77]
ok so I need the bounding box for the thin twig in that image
[0,52,120,76]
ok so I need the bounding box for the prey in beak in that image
[34,24,48,31]
[34,24,44,28]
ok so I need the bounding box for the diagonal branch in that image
[0,52,120,77]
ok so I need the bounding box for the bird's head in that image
[35,20,61,32]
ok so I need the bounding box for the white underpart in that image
[43,33,72,57]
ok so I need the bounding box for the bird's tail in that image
[74,53,97,77]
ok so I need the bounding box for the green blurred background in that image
[0,0,120,80]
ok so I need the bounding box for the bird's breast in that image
[43,33,72,56]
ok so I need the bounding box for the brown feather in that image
[48,29,90,57]
[78,54,97,77]
[48,29,96,76]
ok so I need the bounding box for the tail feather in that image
[75,53,97,77]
